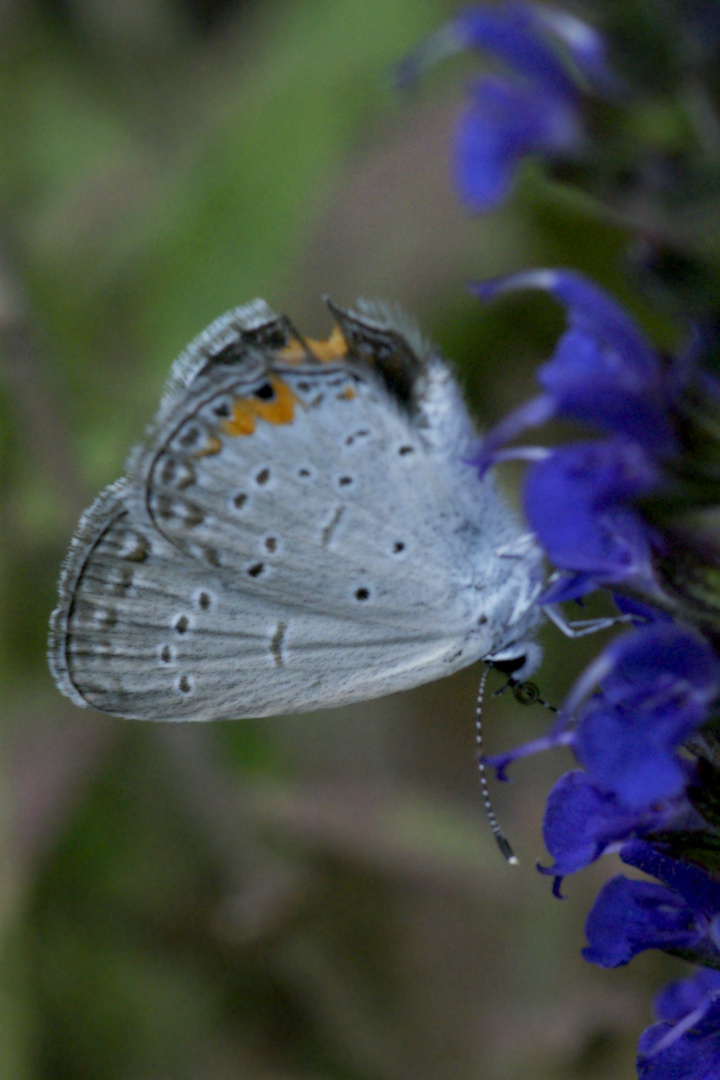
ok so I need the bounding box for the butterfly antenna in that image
[476,667,518,866]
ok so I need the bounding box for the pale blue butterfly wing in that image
[49,300,544,720]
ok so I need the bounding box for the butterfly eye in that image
[490,654,527,677]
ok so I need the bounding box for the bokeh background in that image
[0,1,690,1077]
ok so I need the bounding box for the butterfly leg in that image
[542,603,636,638]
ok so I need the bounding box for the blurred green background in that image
[0,1,689,1077]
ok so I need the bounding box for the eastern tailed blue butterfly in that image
[49,298,546,721]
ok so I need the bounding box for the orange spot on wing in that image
[221,375,301,437]
[223,403,257,436]
[310,326,348,361]
[279,325,348,364]
[337,386,355,400]
[253,376,299,425]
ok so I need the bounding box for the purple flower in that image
[575,696,697,808]
[583,840,720,969]
[524,438,661,598]
[622,840,720,921]
[638,969,720,1079]
[454,5,587,96]
[484,724,575,781]
[407,5,720,1076]
[583,876,705,967]
[488,624,719,799]
[473,269,678,456]
[570,622,720,715]
[541,770,683,880]
[568,623,720,807]
[471,269,697,613]
[456,76,578,209]
[448,119,720,1080]
[611,595,675,626]
[654,969,720,1026]
[486,622,718,895]
[398,5,612,210]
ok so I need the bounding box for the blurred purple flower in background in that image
[398,3,613,209]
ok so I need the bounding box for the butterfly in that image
[49,298,545,721]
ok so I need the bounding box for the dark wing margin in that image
[49,479,133,708]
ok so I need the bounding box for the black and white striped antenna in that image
[475,666,518,865]
[476,665,561,864]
